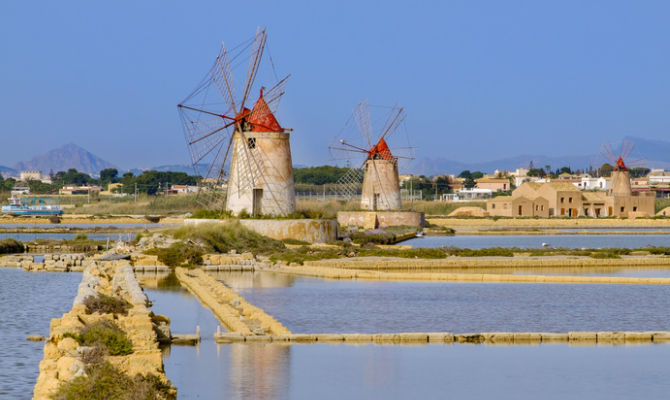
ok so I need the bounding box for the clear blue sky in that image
[1,1,669,170]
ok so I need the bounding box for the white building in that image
[649,170,670,185]
[573,175,609,191]
[442,188,493,201]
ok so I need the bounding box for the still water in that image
[0,268,81,399]
[146,279,670,400]
[405,234,670,249]
[0,232,137,241]
[223,272,670,333]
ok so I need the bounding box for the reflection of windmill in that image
[330,100,411,210]
[178,28,295,216]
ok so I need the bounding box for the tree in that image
[100,168,119,183]
[463,176,476,189]
[458,170,472,179]
[599,163,613,177]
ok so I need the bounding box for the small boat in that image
[1,196,64,216]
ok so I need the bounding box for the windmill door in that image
[253,189,263,216]
[373,193,380,211]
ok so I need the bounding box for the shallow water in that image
[0,232,137,241]
[146,279,670,400]
[405,234,670,249]
[226,272,670,334]
[0,268,81,399]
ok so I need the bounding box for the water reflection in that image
[208,270,296,289]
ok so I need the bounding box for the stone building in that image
[487,172,654,218]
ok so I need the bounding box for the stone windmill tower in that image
[602,141,635,197]
[330,100,410,211]
[178,28,295,216]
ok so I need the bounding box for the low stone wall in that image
[32,260,174,399]
[337,211,425,229]
[303,255,670,270]
[213,330,670,346]
[3,254,89,272]
[185,218,337,243]
[266,263,670,285]
[175,267,290,335]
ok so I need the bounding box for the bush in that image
[443,247,514,257]
[169,221,285,255]
[145,242,203,268]
[74,233,88,241]
[52,360,174,400]
[83,294,131,316]
[0,238,24,254]
[64,320,134,356]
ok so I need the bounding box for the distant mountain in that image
[409,136,670,176]
[0,165,17,177]
[13,143,117,177]
[410,154,599,176]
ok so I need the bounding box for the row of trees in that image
[527,162,650,179]
[0,168,198,195]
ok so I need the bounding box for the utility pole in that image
[410,177,414,210]
[134,183,138,203]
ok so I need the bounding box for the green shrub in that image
[51,360,174,400]
[145,242,203,267]
[83,294,131,316]
[169,222,285,255]
[281,238,310,245]
[0,238,24,254]
[443,247,514,257]
[647,247,670,255]
[358,248,447,259]
[74,233,89,241]
[589,252,621,259]
[65,320,134,356]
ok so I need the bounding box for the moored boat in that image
[1,196,64,216]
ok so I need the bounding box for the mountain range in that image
[409,136,670,176]
[2,143,117,177]
[2,136,670,178]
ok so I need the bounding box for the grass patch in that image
[443,247,514,257]
[169,221,285,255]
[0,238,24,254]
[51,351,173,400]
[144,241,203,268]
[281,238,311,245]
[83,294,131,316]
[64,320,134,356]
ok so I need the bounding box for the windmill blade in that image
[600,142,617,164]
[353,99,373,148]
[379,105,407,140]
[262,74,290,113]
[211,41,238,114]
[331,166,364,200]
[240,28,267,110]
[620,139,635,160]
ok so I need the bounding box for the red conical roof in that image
[614,156,627,171]
[248,90,283,132]
[367,137,394,161]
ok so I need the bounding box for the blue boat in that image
[1,196,64,216]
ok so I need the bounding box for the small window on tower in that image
[247,138,256,149]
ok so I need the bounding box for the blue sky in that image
[1,1,669,170]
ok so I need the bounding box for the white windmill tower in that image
[330,100,411,211]
[178,28,295,217]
